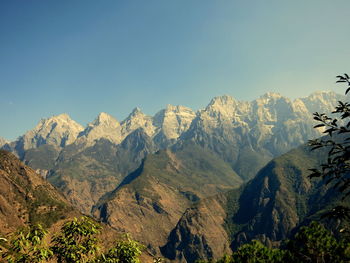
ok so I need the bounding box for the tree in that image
[0,217,144,263]
[51,216,101,263]
[93,234,143,263]
[231,240,288,263]
[287,221,350,263]
[308,74,350,217]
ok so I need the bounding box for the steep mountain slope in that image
[160,192,237,262]
[161,143,349,262]
[47,129,157,214]
[93,144,242,256]
[0,150,76,235]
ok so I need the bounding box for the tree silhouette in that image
[308,74,350,219]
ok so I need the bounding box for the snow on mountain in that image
[77,112,121,146]
[153,105,196,140]
[4,91,345,156]
[300,91,345,114]
[120,107,157,139]
[17,113,84,150]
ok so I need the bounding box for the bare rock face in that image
[12,113,84,158]
[153,105,196,141]
[120,107,157,139]
[300,91,344,114]
[77,112,122,146]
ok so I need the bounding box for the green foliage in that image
[94,234,143,263]
[1,217,144,263]
[287,221,350,263]
[29,186,70,228]
[1,224,52,263]
[212,222,350,263]
[51,216,101,263]
[231,240,288,263]
[309,74,350,202]
[215,254,231,263]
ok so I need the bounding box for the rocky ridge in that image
[6,91,343,156]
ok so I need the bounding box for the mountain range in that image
[1,90,347,261]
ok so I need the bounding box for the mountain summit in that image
[78,112,121,146]
[16,113,84,152]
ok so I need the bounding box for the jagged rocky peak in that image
[153,104,196,140]
[78,112,122,146]
[121,107,157,138]
[19,113,84,150]
[252,92,297,123]
[291,98,309,115]
[91,112,119,126]
[301,91,345,114]
[255,92,289,106]
[203,95,251,120]
[205,95,236,116]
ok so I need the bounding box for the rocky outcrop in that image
[77,112,122,146]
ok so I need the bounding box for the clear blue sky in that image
[0,0,349,140]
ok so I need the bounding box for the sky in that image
[0,0,349,140]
